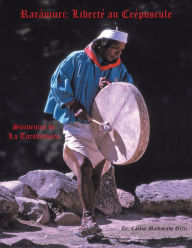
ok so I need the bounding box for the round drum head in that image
[91,82,150,165]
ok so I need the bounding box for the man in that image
[44,28,133,236]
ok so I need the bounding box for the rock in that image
[96,166,122,216]
[18,168,122,217]
[55,212,81,226]
[117,189,135,208]
[0,180,37,199]
[18,170,82,215]
[0,185,18,227]
[135,179,192,213]
[16,197,50,224]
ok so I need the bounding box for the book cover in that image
[1,0,192,246]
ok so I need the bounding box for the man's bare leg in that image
[76,156,95,216]
[63,147,102,235]
[91,159,105,216]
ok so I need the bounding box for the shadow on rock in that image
[87,234,112,245]
[116,237,192,247]
[9,239,68,247]
[0,242,9,248]
[4,221,42,233]
[105,209,146,221]
[0,232,17,239]
[95,216,112,226]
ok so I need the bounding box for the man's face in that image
[103,41,125,62]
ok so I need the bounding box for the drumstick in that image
[85,114,101,125]
[76,109,112,132]
[89,118,101,126]
[91,118,112,132]
[75,109,99,124]
[85,113,112,132]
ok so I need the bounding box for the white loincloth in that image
[63,122,111,176]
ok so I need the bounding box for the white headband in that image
[96,29,128,44]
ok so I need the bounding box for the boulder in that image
[135,179,192,213]
[55,212,81,226]
[117,188,135,208]
[16,197,50,224]
[18,170,82,215]
[97,166,122,216]
[0,181,36,198]
[18,168,122,217]
[0,185,18,227]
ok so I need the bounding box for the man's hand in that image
[99,77,110,89]
[70,102,88,121]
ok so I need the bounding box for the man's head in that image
[99,39,125,63]
[92,29,128,63]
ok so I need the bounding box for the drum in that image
[91,82,150,165]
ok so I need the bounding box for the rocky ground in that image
[1,170,192,247]
[1,209,192,248]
